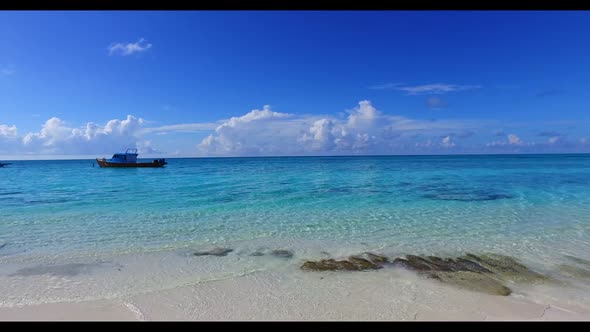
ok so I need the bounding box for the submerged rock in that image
[271,250,294,259]
[392,255,436,271]
[463,253,548,282]
[301,259,360,271]
[348,256,382,270]
[193,247,233,257]
[365,252,389,264]
[391,255,473,272]
[301,254,384,271]
[432,271,512,296]
[455,257,493,274]
[301,251,547,297]
[389,254,527,296]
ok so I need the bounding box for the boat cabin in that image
[108,148,138,163]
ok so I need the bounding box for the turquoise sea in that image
[1,154,590,261]
[1,154,590,307]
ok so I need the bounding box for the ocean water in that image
[1,154,590,259]
[1,154,590,306]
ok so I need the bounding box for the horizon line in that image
[2,151,590,162]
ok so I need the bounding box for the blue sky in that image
[1,11,589,158]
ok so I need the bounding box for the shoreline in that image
[1,268,589,321]
[1,245,590,321]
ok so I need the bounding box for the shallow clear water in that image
[1,154,590,307]
[1,154,589,264]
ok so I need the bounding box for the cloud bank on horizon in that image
[1,101,588,158]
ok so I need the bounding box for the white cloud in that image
[108,38,152,56]
[4,102,589,157]
[197,105,299,156]
[21,115,147,155]
[0,124,17,137]
[508,134,522,145]
[372,83,481,95]
[486,133,525,147]
[197,101,476,156]
[441,135,455,148]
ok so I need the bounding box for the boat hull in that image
[96,159,166,168]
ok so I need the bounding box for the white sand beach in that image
[1,253,589,321]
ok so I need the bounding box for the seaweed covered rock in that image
[389,254,523,296]
[348,256,382,270]
[463,253,548,282]
[301,259,361,271]
[301,252,388,272]
[300,251,547,297]
[365,252,389,264]
[455,257,493,273]
[391,255,487,273]
[432,271,512,296]
[392,255,436,271]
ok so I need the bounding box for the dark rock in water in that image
[365,252,389,264]
[463,253,547,282]
[301,251,542,296]
[407,255,442,270]
[0,243,6,251]
[348,256,382,270]
[193,247,233,257]
[271,250,294,259]
[249,251,265,257]
[455,257,493,274]
[301,259,360,271]
[387,253,513,296]
[392,257,424,271]
[427,256,443,263]
[393,255,441,272]
[427,257,464,272]
[301,255,383,271]
[432,271,512,296]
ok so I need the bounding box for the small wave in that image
[0,192,23,196]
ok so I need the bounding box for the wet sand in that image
[1,268,589,321]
